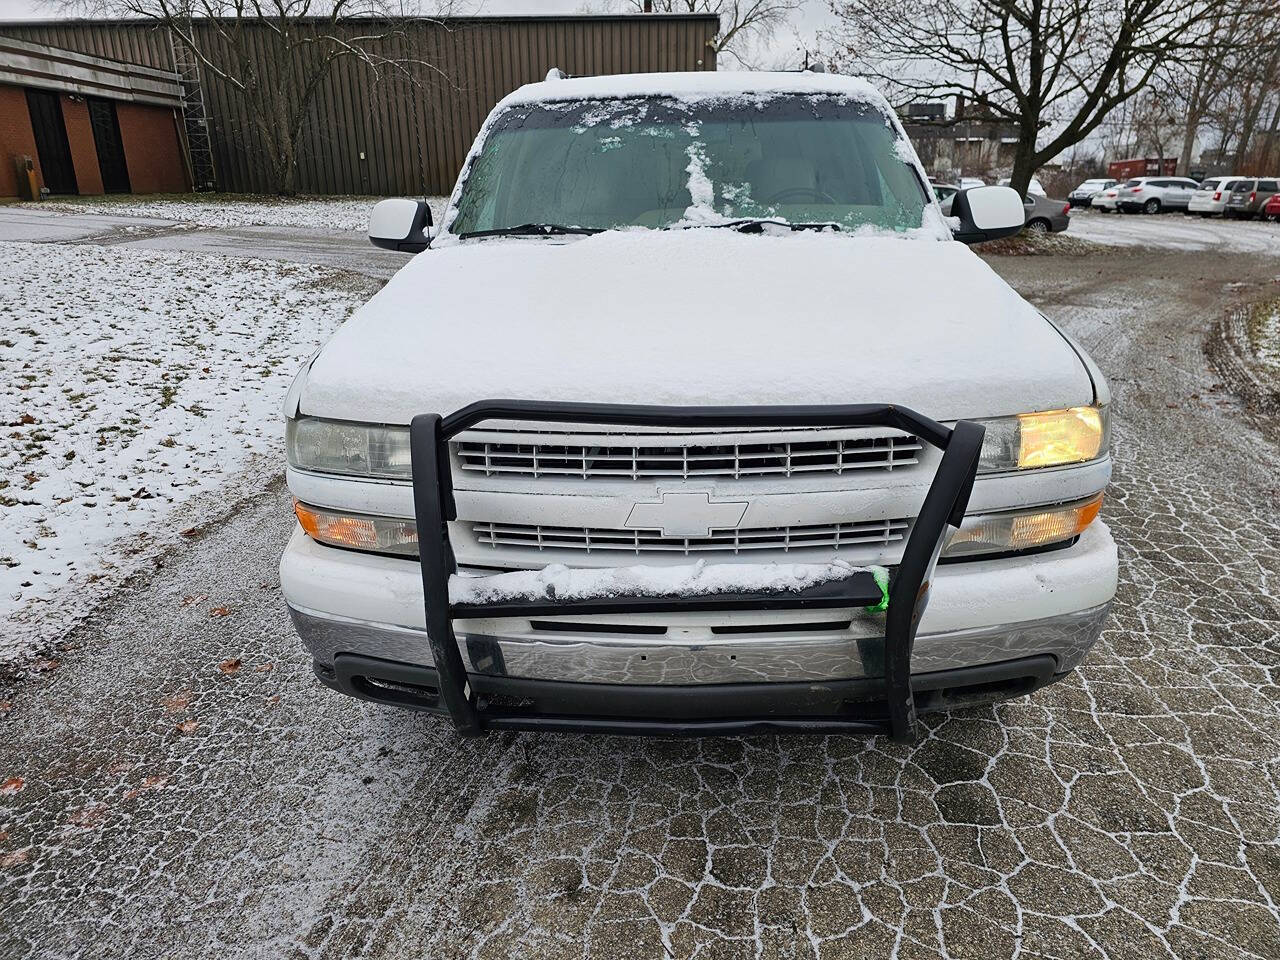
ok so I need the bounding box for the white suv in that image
[1187,176,1243,216]
[1068,178,1117,207]
[280,72,1117,741]
[1090,186,1122,212]
[999,176,1046,196]
[1116,176,1200,213]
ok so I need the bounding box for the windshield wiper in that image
[677,218,842,233]
[459,223,602,239]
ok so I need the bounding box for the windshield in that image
[448,95,929,236]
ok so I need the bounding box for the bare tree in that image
[1155,7,1280,174]
[617,0,801,67]
[1167,9,1241,174]
[65,0,455,194]
[1130,87,1181,160]
[1227,33,1280,170]
[825,0,1211,194]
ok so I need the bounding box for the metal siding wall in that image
[0,22,172,69]
[0,16,718,195]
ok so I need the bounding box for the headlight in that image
[286,417,411,479]
[977,406,1108,472]
[943,494,1102,558]
[293,501,418,555]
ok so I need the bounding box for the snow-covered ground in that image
[25,195,450,233]
[29,195,379,231]
[0,242,366,662]
[1068,207,1280,253]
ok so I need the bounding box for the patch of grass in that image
[1242,296,1280,371]
[977,230,1106,256]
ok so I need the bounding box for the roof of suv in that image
[500,70,891,110]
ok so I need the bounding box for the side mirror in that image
[369,198,432,253]
[950,186,1025,244]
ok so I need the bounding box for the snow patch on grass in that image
[0,242,365,662]
[978,230,1105,256]
[1246,298,1280,371]
[25,195,451,234]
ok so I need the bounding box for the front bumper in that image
[282,521,1116,688]
[284,401,1115,739]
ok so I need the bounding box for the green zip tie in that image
[865,565,890,613]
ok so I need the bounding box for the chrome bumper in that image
[288,600,1110,686]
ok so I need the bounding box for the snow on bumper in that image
[280,520,1117,685]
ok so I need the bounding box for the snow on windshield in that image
[438,92,946,241]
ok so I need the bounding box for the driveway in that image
[1,232,1277,958]
[0,204,411,278]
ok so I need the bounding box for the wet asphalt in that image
[1,232,1278,959]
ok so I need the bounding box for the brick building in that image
[0,35,189,198]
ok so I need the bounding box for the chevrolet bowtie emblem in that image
[624,492,749,538]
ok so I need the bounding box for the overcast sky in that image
[0,0,837,64]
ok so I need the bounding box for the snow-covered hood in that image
[301,230,1093,423]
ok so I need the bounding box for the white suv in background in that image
[1068,178,1117,207]
[1116,176,1200,214]
[1090,186,1122,212]
[999,176,1046,196]
[280,71,1116,742]
[1187,176,1242,216]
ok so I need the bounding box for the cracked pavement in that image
[1,239,1278,959]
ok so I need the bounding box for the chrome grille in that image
[471,518,909,556]
[455,431,922,480]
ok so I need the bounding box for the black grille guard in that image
[409,400,984,743]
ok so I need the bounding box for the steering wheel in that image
[763,186,838,205]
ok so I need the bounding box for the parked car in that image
[281,71,1116,741]
[1090,187,1122,212]
[951,189,1070,232]
[1187,176,1244,217]
[1116,176,1200,213]
[959,177,986,190]
[1023,193,1071,232]
[1224,177,1280,219]
[1263,192,1280,221]
[932,182,959,206]
[1067,178,1117,207]
[999,176,1046,196]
